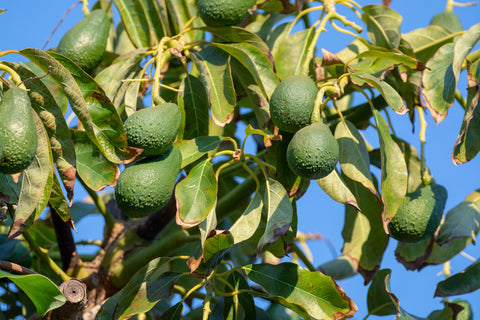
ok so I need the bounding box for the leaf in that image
[174,136,223,169]
[72,130,118,191]
[112,0,167,48]
[351,50,426,71]
[0,269,66,316]
[98,257,180,319]
[403,25,456,63]
[257,178,293,254]
[178,75,210,140]
[229,188,263,244]
[49,173,73,227]
[316,169,359,210]
[317,256,358,281]
[166,0,202,43]
[212,42,279,98]
[367,269,399,317]
[436,189,480,246]
[7,62,76,201]
[435,258,480,297]
[334,120,378,199]
[0,173,21,204]
[362,5,402,49]
[274,27,316,79]
[341,174,389,284]
[352,73,407,114]
[203,230,234,268]
[175,159,217,228]
[223,271,256,320]
[19,48,131,163]
[244,263,357,320]
[453,59,480,164]
[10,112,54,238]
[158,302,184,320]
[371,109,408,229]
[422,23,480,123]
[190,46,236,127]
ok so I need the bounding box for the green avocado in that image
[286,122,339,180]
[270,75,318,133]
[388,184,448,243]
[0,87,38,174]
[114,146,182,218]
[124,102,182,156]
[198,0,256,27]
[56,9,110,72]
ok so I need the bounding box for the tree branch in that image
[51,207,80,272]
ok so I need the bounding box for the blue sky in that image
[1,0,479,319]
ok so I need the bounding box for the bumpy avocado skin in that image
[388,184,448,243]
[286,122,339,180]
[270,75,318,133]
[198,0,256,27]
[0,87,38,174]
[115,146,182,218]
[124,103,181,156]
[56,9,110,72]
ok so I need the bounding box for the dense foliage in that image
[0,0,479,319]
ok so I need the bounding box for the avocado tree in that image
[0,0,479,319]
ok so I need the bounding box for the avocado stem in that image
[0,63,26,89]
[292,243,316,272]
[415,106,431,185]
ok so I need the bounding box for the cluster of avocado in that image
[114,103,183,218]
[269,74,339,181]
[0,87,38,175]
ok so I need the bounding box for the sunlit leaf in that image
[48,173,72,226]
[174,136,223,169]
[362,5,402,49]
[175,159,217,228]
[351,50,425,71]
[244,263,357,319]
[178,75,209,140]
[316,169,359,210]
[203,230,233,267]
[257,178,293,254]
[403,25,456,63]
[371,109,408,228]
[0,270,65,316]
[190,46,236,126]
[430,11,464,33]
[229,188,263,244]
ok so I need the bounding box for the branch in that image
[51,207,81,272]
[44,279,87,320]
[0,260,38,275]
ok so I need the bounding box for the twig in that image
[42,1,81,50]
[0,260,39,275]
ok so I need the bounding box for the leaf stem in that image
[292,243,316,271]
[415,106,431,185]
[0,63,26,89]
[455,89,467,109]
[77,175,116,233]
[22,231,70,282]
[152,38,171,105]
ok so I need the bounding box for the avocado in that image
[198,0,256,27]
[56,9,110,72]
[286,122,339,180]
[124,102,181,156]
[270,75,318,133]
[388,184,448,243]
[114,146,182,218]
[0,87,38,174]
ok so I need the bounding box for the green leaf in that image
[166,0,202,43]
[317,256,358,281]
[436,189,480,246]
[158,302,184,320]
[229,188,263,244]
[0,172,21,204]
[403,25,456,63]
[341,174,389,283]
[19,48,131,163]
[334,120,378,199]
[453,59,480,164]
[422,23,480,123]
[0,270,66,316]
[175,159,217,228]
[352,73,407,114]
[274,27,316,79]
[11,112,54,237]
[244,263,357,319]
[205,26,273,55]
[430,11,464,33]
[212,42,279,99]
[203,230,234,267]
[99,257,181,319]
[190,46,236,127]
[371,109,408,228]
[223,271,256,320]
[48,173,72,226]
[351,50,426,71]
[257,178,293,254]
[7,62,76,201]
[362,5,402,49]
[435,258,480,297]
[178,75,210,140]
[174,136,223,169]
[72,130,118,191]
[367,269,399,316]
[316,169,359,210]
